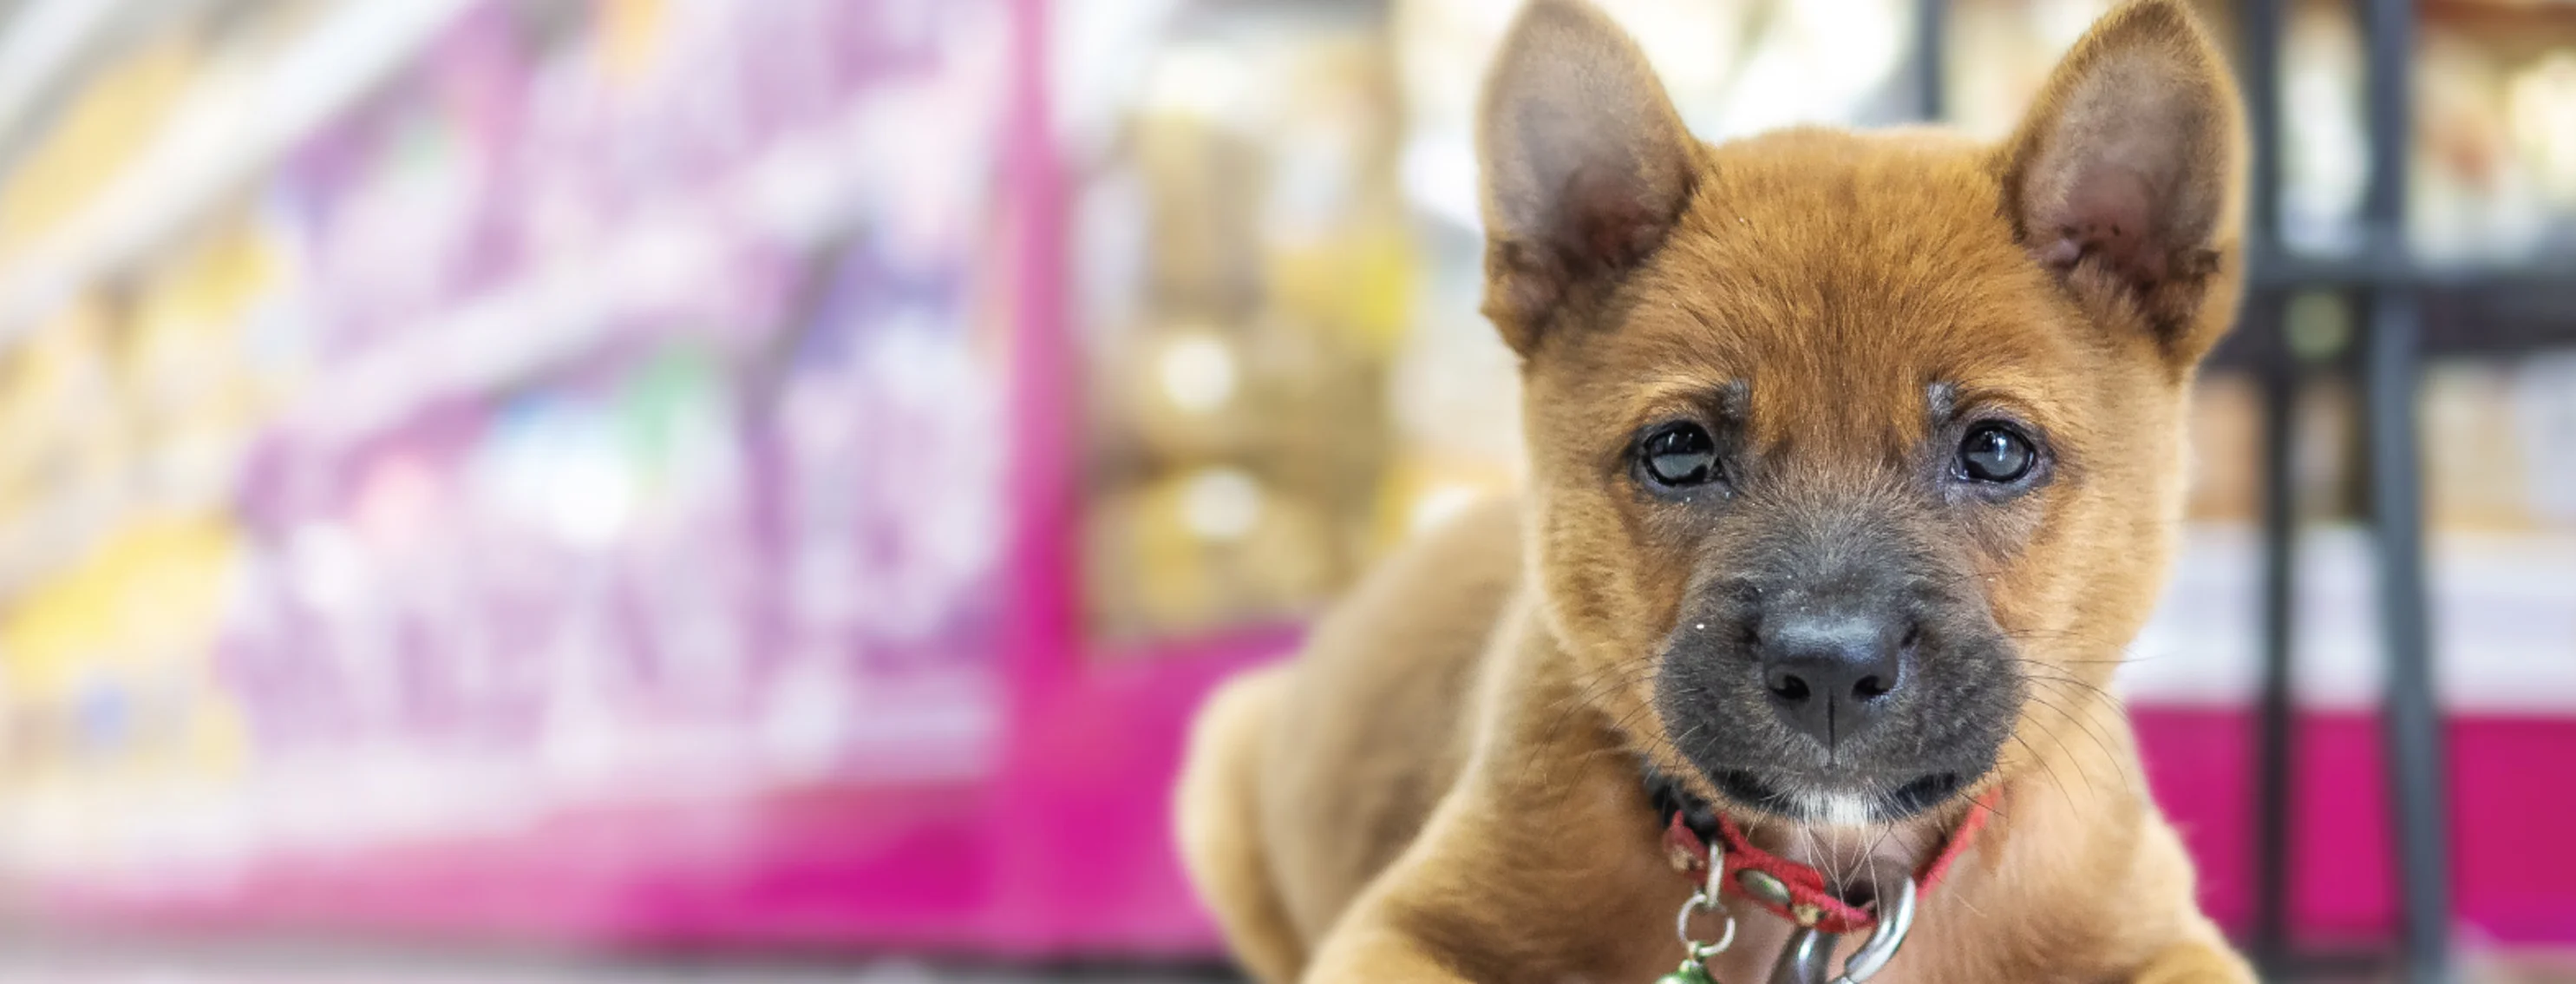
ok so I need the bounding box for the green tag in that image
[1655,959,1715,984]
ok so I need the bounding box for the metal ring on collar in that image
[1674,889,1737,957]
[1829,876,1919,984]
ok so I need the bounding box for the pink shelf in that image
[34,631,1292,957]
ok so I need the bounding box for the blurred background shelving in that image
[0,0,2560,976]
[0,0,1029,944]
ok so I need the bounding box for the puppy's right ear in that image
[1477,0,1697,356]
[1997,0,2243,366]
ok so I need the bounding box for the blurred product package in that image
[1076,9,1409,646]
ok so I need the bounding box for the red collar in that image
[1661,797,1992,935]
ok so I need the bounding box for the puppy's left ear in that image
[1999,0,2246,367]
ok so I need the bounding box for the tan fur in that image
[1176,2,2256,981]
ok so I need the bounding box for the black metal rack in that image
[1905,0,2574,980]
[2242,0,2459,979]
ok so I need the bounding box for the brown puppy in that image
[1175,1,2253,981]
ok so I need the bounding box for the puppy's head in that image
[1480,0,2242,824]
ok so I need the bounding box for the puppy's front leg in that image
[1299,734,1684,981]
[2127,935,2258,984]
[2113,823,2257,984]
[1300,922,1477,983]
[1300,797,1679,984]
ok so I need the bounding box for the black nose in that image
[1757,608,1910,749]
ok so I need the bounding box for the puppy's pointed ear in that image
[1999,0,2245,366]
[1478,0,1697,356]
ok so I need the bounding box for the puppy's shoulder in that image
[1252,495,1530,935]
[1298,494,1525,679]
[1262,492,1524,795]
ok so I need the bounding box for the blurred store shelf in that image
[0,940,2573,984]
[0,2,167,155]
[0,0,469,346]
[0,940,1242,984]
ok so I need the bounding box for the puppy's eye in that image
[1638,423,1719,489]
[1957,423,2036,484]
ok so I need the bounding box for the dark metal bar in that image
[2242,0,2284,247]
[2250,290,2299,974]
[1912,0,1945,121]
[2360,0,2409,240]
[2234,0,2297,971]
[2357,0,2452,976]
[2364,288,2451,984]
[2252,255,2576,290]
